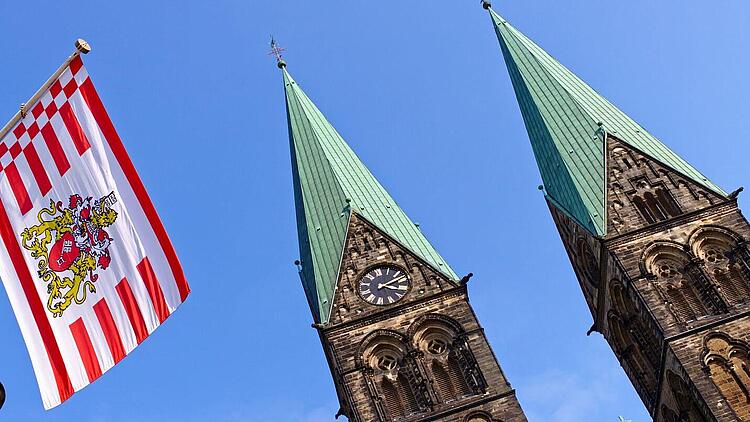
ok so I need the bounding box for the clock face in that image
[358,266,410,306]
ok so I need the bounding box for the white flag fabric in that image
[0,55,190,409]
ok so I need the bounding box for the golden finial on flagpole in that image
[75,38,92,54]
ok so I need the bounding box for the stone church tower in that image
[280,59,527,421]
[483,2,750,421]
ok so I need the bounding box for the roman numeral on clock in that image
[357,265,411,306]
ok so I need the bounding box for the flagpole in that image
[0,39,90,412]
[0,39,91,141]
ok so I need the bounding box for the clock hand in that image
[381,285,404,291]
[378,276,406,290]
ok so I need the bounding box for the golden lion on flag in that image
[20,192,118,318]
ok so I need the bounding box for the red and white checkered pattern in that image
[0,55,190,409]
[2,57,92,215]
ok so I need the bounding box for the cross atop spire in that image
[268,36,286,69]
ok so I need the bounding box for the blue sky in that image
[0,1,748,421]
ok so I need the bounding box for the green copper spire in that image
[486,7,726,235]
[283,68,458,323]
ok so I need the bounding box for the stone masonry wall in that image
[320,213,527,422]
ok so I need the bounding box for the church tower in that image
[482,2,750,421]
[279,57,527,421]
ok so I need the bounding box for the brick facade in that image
[318,213,527,422]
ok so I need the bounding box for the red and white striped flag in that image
[0,53,190,409]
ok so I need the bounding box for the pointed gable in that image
[487,8,726,236]
[605,135,724,235]
[283,69,458,323]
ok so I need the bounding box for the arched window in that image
[611,146,634,170]
[644,246,711,323]
[607,313,631,357]
[411,317,483,405]
[431,360,455,402]
[660,405,680,422]
[665,371,708,422]
[714,269,748,305]
[656,188,682,217]
[466,413,492,422]
[396,375,419,415]
[381,377,404,417]
[447,354,472,398]
[654,257,708,321]
[609,280,660,369]
[576,238,599,288]
[704,334,750,419]
[422,333,471,402]
[630,181,683,224]
[691,229,750,307]
[633,196,656,224]
[610,280,635,316]
[361,335,423,420]
[607,312,658,401]
[658,258,705,322]
[643,191,667,221]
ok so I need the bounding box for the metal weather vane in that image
[268,36,287,68]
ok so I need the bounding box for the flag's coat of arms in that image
[21,192,118,318]
[0,54,189,409]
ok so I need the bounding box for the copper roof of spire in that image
[282,69,457,323]
[485,7,726,235]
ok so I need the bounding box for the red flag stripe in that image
[79,79,190,302]
[0,198,73,402]
[4,162,33,215]
[69,318,102,382]
[22,142,53,196]
[59,102,91,156]
[115,278,149,345]
[93,299,126,364]
[137,257,169,324]
[69,55,83,76]
[40,122,71,177]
